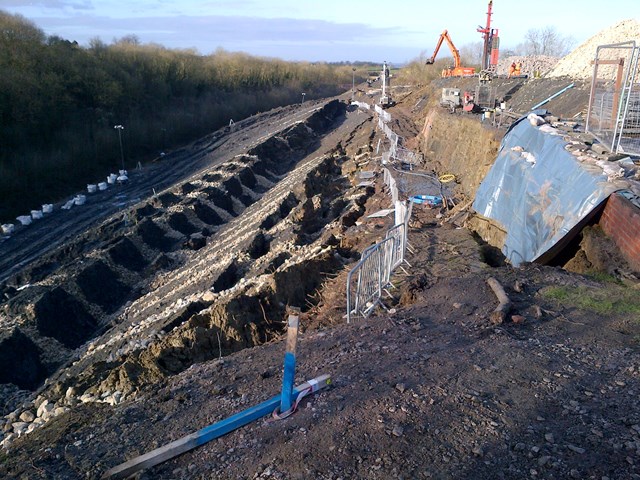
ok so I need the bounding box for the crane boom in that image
[477,0,499,72]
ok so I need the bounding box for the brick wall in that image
[600,192,640,272]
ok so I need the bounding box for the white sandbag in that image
[527,113,546,126]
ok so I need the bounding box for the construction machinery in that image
[477,0,500,75]
[439,88,484,114]
[425,30,475,77]
[379,61,394,107]
[440,88,462,112]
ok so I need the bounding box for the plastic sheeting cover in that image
[473,114,621,266]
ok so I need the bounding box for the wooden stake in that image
[487,276,511,324]
[280,310,300,413]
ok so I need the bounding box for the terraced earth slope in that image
[0,98,378,413]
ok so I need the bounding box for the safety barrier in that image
[346,195,413,323]
[375,104,391,123]
[394,146,423,166]
[347,237,395,322]
[383,168,399,203]
[586,41,640,156]
[385,223,406,272]
[346,97,426,322]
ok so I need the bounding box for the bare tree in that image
[459,42,484,65]
[521,26,575,57]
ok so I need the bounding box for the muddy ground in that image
[1,79,640,479]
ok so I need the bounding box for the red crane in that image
[477,0,500,72]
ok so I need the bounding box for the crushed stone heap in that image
[495,55,558,77]
[546,19,640,79]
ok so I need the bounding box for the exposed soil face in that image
[0,84,639,480]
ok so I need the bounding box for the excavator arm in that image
[425,29,475,77]
[425,30,461,68]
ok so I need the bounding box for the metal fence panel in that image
[385,223,406,271]
[347,237,395,323]
[586,41,640,156]
[393,146,424,166]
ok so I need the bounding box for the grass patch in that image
[585,271,622,284]
[541,284,640,317]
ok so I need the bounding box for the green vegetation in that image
[0,11,356,222]
[541,284,640,317]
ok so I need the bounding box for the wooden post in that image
[280,308,300,414]
[101,375,331,479]
[487,276,511,324]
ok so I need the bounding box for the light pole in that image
[301,92,306,104]
[114,124,125,171]
[352,67,356,101]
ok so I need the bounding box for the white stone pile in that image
[0,386,126,449]
[496,55,559,77]
[546,19,640,79]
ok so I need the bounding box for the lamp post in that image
[114,125,125,171]
[301,92,306,104]
[352,67,356,101]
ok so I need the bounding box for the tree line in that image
[0,11,357,223]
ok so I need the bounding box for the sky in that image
[2,0,639,63]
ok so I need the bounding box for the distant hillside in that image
[0,11,359,223]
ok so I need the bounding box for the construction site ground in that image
[1,78,640,480]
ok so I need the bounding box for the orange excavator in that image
[425,30,476,77]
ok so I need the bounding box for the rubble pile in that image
[495,55,558,77]
[547,18,640,79]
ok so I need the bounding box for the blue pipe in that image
[531,83,575,110]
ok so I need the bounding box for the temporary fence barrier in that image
[347,237,394,323]
[346,197,413,323]
[586,41,640,156]
[383,168,399,203]
[346,104,425,322]
[394,199,408,228]
[393,146,423,166]
[374,105,391,123]
[385,222,406,272]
